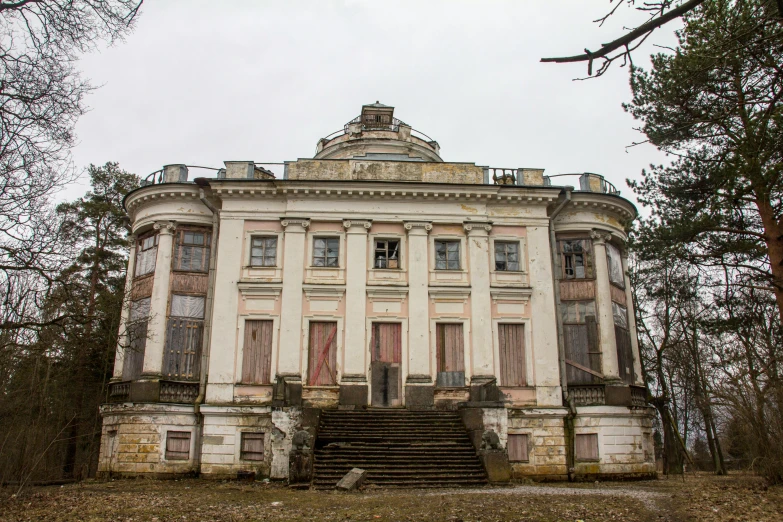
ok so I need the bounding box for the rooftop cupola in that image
[314,102,442,162]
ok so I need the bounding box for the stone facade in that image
[98,103,655,482]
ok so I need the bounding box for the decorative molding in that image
[366,287,409,301]
[302,285,346,302]
[590,229,612,244]
[428,287,471,302]
[463,221,492,234]
[342,219,372,230]
[237,284,283,298]
[404,221,433,232]
[153,221,177,234]
[280,217,310,229]
[490,287,533,304]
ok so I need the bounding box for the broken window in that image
[374,239,400,269]
[575,434,599,461]
[250,236,277,267]
[606,242,624,287]
[494,241,520,271]
[174,229,210,272]
[560,239,593,279]
[313,237,339,267]
[240,432,265,461]
[123,297,151,381]
[165,431,191,460]
[560,301,596,324]
[435,240,460,270]
[507,434,529,462]
[134,234,158,277]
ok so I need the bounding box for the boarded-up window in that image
[123,298,151,381]
[174,229,210,272]
[613,303,635,384]
[242,320,274,384]
[250,236,277,267]
[370,323,402,407]
[165,431,191,460]
[606,243,624,287]
[436,323,465,387]
[374,239,400,269]
[134,234,158,277]
[559,239,593,279]
[164,318,202,381]
[498,324,526,386]
[308,322,337,386]
[170,295,205,318]
[240,432,264,461]
[562,302,601,385]
[508,434,529,462]
[435,240,460,270]
[494,241,520,271]
[575,434,599,461]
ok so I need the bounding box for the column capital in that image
[590,229,612,245]
[343,219,372,232]
[404,221,432,234]
[280,217,310,230]
[463,221,492,235]
[153,221,177,235]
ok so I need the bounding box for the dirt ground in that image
[1,473,780,522]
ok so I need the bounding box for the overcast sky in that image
[67,0,681,208]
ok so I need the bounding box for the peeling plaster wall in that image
[285,159,484,184]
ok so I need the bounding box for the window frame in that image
[606,242,625,289]
[493,240,521,272]
[311,236,341,268]
[173,227,211,273]
[165,430,191,461]
[575,433,600,462]
[249,235,278,268]
[434,239,461,271]
[239,432,265,461]
[134,232,159,278]
[373,238,402,270]
[560,300,597,325]
[559,238,593,280]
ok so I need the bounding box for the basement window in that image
[507,434,529,462]
[575,433,599,461]
[374,239,400,269]
[240,432,265,461]
[165,431,191,460]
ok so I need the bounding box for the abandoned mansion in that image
[99,103,655,486]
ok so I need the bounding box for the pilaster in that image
[463,222,494,379]
[276,218,309,380]
[342,220,372,380]
[591,230,621,382]
[404,221,432,385]
[141,222,176,377]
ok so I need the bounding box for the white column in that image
[204,218,244,403]
[141,222,176,377]
[591,230,621,382]
[276,218,309,377]
[112,234,136,380]
[404,221,432,382]
[527,225,562,406]
[342,220,371,378]
[463,222,494,379]
[622,252,644,385]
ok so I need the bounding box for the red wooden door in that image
[308,321,337,386]
[370,323,402,407]
[498,324,526,386]
[436,323,465,387]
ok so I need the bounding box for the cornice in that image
[563,192,637,221]
[124,184,203,214]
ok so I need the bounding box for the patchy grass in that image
[0,472,780,521]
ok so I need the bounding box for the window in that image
[612,302,628,329]
[250,236,277,267]
[435,240,460,270]
[174,229,210,272]
[170,295,205,318]
[135,234,158,277]
[494,241,520,271]
[606,243,624,287]
[123,298,151,381]
[560,301,596,324]
[165,431,191,460]
[507,434,529,462]
[240,432,265,461]
[312,237,339,267]
[374,239,400,269]
[575,433,599,461]
[560,239,593,279]
[165,295,205,381]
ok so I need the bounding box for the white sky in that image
[67,0,681,209]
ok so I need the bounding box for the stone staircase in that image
[312,409,488,489]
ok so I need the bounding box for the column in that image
[590,230,621,382]
[463,222,494,379]
[112,234,136,380]
[622,252,644,385]
[204,218,244,403]
[141,222,176,377]
[527,225,562,406]
[342,220,371,378]
[276,218,309,377]
[404,222,432,384]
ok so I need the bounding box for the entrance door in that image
[370,323,402,407]
[308,321,337,386]
[436,323,465,387]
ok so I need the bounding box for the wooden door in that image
[436,323,465,387]
[615,326,635,384]
[370,323,402,407]
[242,320,274,384]
[163,318,202,380]
[308,321,337,386]
[498,324,526,386]
[564,316,601,384]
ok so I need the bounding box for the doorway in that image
[370,322,402,407]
